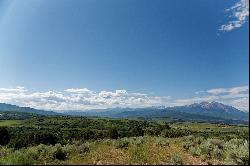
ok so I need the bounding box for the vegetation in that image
[0,114,248,165]
[0,127,10,145]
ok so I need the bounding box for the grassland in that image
[0,120,22,127]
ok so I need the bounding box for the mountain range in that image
[0,102,249,124]
[0,103,61,116]
[64,101,249,123]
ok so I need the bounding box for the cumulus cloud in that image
[219,0,249,32]
[0,85,248,112]
[0,87,171,111]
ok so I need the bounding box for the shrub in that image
[0,127,10,146]
[227,138,243,146]
[190,146,201,157]
[182,139,193,151]
[2,149,34,165]
[33,144,54,160]
[35,132,58,145]
[226,139,249,165]
[62,142,90,155]
[132,136,144,146]
[53,144,67,160]
[155,137,170,147]
[8,132,58,149]
[8,136,29,149]
[77,142,91,154]
[199,140,213,157]
[210,139,224,149]
[115,138,130,149]
[171,154,183,165]
[0,146,12,158]
[130,126,144,137]
[194,137,205,145]
[211,145,223,160]
[108,128,119,139]
[184,135,195,141]
[161,128,191,138]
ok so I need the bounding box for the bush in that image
[199,141,213,157]
[8,132,58,149]
[52,144,67,160]
[211,145,223,160]
[132,136,144,146]
[184,136,249,164]
[0,146,12,158]
[155,137,170,147]
[182,141,192,151]
[210,139,224,149]
[194,137,205,145]
[0,127,10,145]
[76,143,90,154]
[8,136,29,149]
[62,141,90,155]
[115,138,130,149]
[1,149,34,165]
[226,139,249,165]
[130,126,144,137]
[32,144,54,160]
[35,132,58,145]
[108,128,119,139]
[189,146,201,157]
[171,154,183,165]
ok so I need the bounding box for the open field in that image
[0,120,22,127]
[172,122,249,132]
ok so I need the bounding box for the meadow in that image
[0,116,248,165]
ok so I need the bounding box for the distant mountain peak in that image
[187,101,241,113]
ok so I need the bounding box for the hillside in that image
[0,103,61,116]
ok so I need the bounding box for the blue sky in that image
[0,0,249,111]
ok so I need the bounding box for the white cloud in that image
[219,0,249,32]
[231,97,249,111]
[206,86,248,96]
[64,88,91,93]
[0,85,248,112]
[0,87,171,111]
[228,85,249,94]
[175,85,249,111]
[207,88,227,95]
[0,86,27,93]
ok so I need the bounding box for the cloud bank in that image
[219,0,249,32]
[0,85,248,112]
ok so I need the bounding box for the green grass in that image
[172,122,248,132]
[0,120,22,127]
